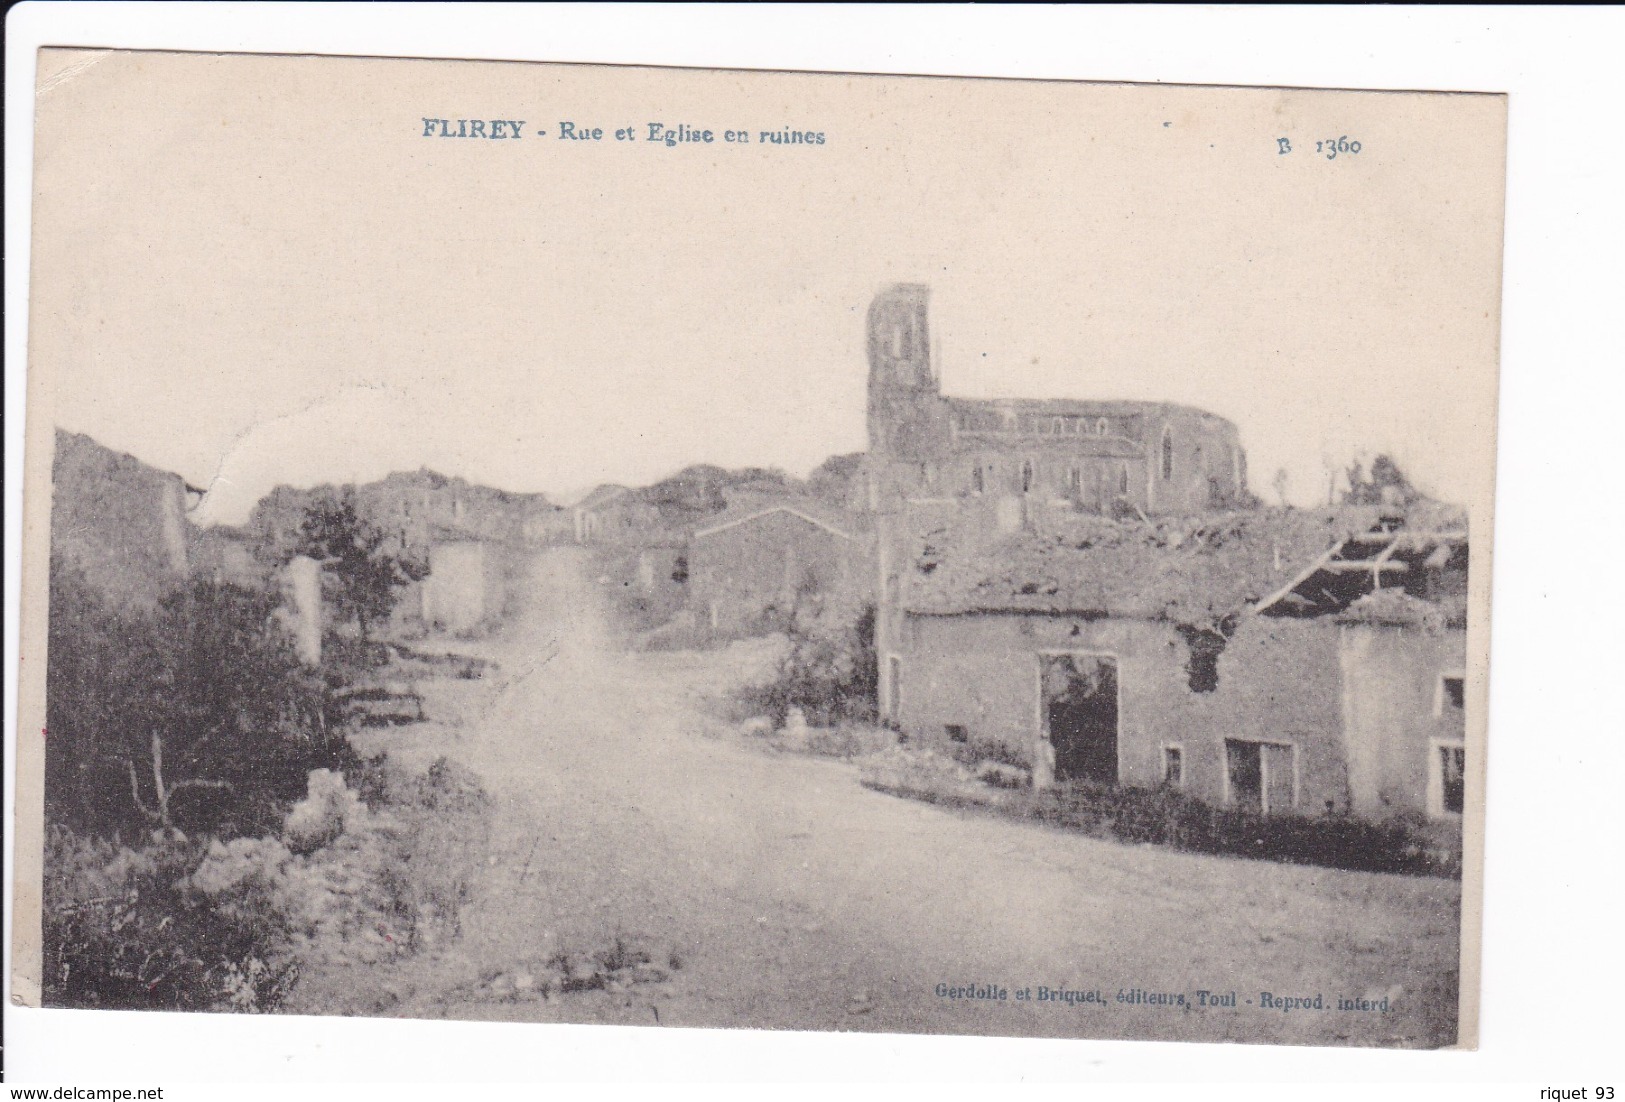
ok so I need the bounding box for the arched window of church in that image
[1119,465,1129,495]
[1021,459,1035,494]
[971,463,984,494]
[1096,418,1109,436]
[1161,427,1174,481]
[1052,418,1064,435]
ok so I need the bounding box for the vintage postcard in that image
[13,48,1504,1050]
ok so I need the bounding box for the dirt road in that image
[362,548,1461,1047]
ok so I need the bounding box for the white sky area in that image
[28,53,1504,525]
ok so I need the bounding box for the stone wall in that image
[423,540,508,635]
[894,612,1351,814]
[689,510,851,637]
[1339,623,1468,818]
[50,430,191,611]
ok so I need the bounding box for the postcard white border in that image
[6,1,1624,1089]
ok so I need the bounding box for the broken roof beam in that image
[1320,560,1409,572]
[1369,538,1403,589]
[1252,538,1350,616]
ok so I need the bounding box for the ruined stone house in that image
[571,484,634,543]
[420,533,509,635]
[885,510,1467,822]
[858,284,1470,824]
[50,430,328,661]
[860,284,1252,702]
[687,497,859,637]
[361,469,546,553]
[50,429,198,610]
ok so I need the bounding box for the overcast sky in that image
[28,51,1505,523]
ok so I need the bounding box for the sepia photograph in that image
[12,43,1506,1058]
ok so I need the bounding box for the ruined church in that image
[862,282,1249,525]
[860,284,1468,827]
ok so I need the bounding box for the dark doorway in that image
[1041,654,1119,785]
[1226,740,1263,812]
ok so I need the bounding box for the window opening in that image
[1439,675,1465,713]
[1436,744,1465,815]
[1225,739,1295,814]
[1163,746,1184,787]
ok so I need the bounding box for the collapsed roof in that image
[1254,520,1468,625]
[902,501,1467,630]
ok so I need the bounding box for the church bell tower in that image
[866,283,941,457]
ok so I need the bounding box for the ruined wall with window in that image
[1338,621,1468,820]
[890,611,1352,814]
[888,400,1248,518]
[888,601,1466,823]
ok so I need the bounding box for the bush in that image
[860,748,1459,878]
[1028,783,1459,877]
[282,488,427,641]
[45,756,498,1012]
[946,734,1029,772]
[733,603,877,728]
[47,559,345,840]
[44,827,298,1012]
[361,756,492,955]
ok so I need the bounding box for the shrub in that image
[283,489,427,641]
[47,559,346,840]
[801,725,898,760]
[733,603,877,728]
[860,748,1459,878]
[374,756,492,953]
[946,734,1029,772]
[1027,783,1459,877]
[44,827,299,1012]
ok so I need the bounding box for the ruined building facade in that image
[860,285,1469,825]
[863,283,1252,739]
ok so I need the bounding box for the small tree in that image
[293,489,425,640]
[1343,454,1419,507]
[735,602,878,728]
[1271,468,1290,507]
[808,453,864,504]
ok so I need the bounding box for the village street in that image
[357,548,1461,1048]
